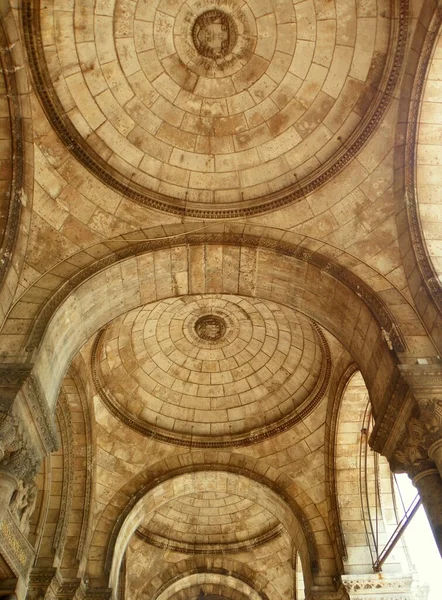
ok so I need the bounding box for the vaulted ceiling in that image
[0,1,441,599]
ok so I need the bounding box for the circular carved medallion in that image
[194,314,227,342]
[192,10,238,59]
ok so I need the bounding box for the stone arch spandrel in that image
[394,1,442,352]
[0,235,417,415]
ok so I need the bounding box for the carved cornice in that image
[66,367,93,563]
[24,233,406,354]
[0,364,32,388]
[23,0,407,219]
[0,18,25,290]
[403,7,442,311]
[399,364,442,391]
[341,573,413,599]
[25,374,59,454]
[0,511,35,578]
[91,319,331,448]
[135,523,283,555]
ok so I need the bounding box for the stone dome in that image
[93,294,330,445]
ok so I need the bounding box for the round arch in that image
[104,465,316,598]
[2,235,413,420]
[154,573,265,600]
[394,1,442,352]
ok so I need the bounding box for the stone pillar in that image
[374,364,442,557]
[411,467,442,556]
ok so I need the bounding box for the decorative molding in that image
[403,7,442,311]
[0,510,34,579]
[369,374,412,458]
[0,416,40,483]
[53,393,73,557]
[68,367,93,563]
[23,0,407,219]
[25,374,59,454]
[23,233,406,355]
[0,18,25,291]
[341,573,413,600]
[327,363,359,561]
[0,364,32,387]
[398,364,442,390]
[135,523,283,555]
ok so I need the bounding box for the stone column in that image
[411,467,442,556]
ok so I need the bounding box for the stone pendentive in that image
[92,295,330,446]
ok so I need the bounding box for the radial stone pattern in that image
[94,295,328,445]
[37,0,391,216]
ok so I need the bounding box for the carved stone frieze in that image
[0,436,40,483]
[0,510,34,579]
[341,573,414,600]
[399,364,442,392]
[391,413,430,475]
[27,569,82,600]
[0,412,40,483]
[419,397,442,446]
[25,375,58,454]
[0,365,57,455]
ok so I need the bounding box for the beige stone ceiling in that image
[137,490,280,546]
[94,295,325,442]
[36,0,393,215]
[1,0,442,599]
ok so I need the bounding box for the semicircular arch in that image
[1,233,418,421]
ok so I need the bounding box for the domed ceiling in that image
[28,0,398,217]
[136,490,281,551]
[92,294,330,446]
